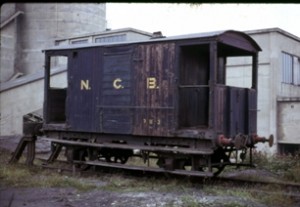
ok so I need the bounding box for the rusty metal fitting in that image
[216,134,248,149]
[216,134,233,147]
[234,134,247,149]
[252,134,274,147]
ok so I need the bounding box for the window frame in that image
[282,51,300,86]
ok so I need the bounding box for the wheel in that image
[99,148,132,164]
[105,155,129,164]
[66,146,90,171]
[191,148,230,177]
[157,156,188,170]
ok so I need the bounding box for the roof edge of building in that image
[55,27,154,42]
[244,27,300,43]
[0,67,66,92]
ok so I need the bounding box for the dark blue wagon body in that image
[40,30,270,176]
[43,30,261,139]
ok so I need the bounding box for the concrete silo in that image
[1,3,106,82]
[0,3,106,136]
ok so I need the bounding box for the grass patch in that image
[202,184,253,200]
[0,149,96,191]
[1,147,298,207]
[253,151,300,183]
[202,183,296,207]
[0,164,97,191]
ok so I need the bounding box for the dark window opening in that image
[279,143,300,156]
[47,56,68,123]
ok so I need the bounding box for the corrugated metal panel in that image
[133,43,176,136]
[100,46,133,134]
[102,50,132,106]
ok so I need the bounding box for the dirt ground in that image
[0,186,268,207]
[0,136,287,207]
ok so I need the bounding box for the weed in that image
[250,184,296,207]
[0,164,32,187]
[0,163,96,191]
[1,146,298,206]
[253,151,300,183]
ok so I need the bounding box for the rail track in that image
[35,155,300,201]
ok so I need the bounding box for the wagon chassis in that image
[39,129,258,177]
[10,113,272,178]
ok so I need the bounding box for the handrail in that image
[1,11,24,29]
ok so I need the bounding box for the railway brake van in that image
[41,30,272,176]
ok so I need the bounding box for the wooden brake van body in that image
[42,30,262,175]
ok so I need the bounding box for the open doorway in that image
[46,56,68,123]
[178,44,209,129]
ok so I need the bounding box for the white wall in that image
[277,102,300,144]
[227,29,300,154]
[0,71,67,136]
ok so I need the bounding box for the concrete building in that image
[54,27,154,46]
[1,3,106,83]
[0,28,154,136]
[227,28,300,155]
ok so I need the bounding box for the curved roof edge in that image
[220,30,262,52]
[43,30,261,52]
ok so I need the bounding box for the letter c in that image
[113,78,123,89]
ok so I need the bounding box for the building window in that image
[294,57,300,85]
[282,52,300,86]
[95,34,126,43]
[71,39,88,44]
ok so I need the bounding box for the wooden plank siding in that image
[133,43,176,136]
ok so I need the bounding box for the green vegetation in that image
[253,151,300,183]
[0,147,299,207]
[0,149,96,191]
[0,164,97,191]
[202,184,295,207]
